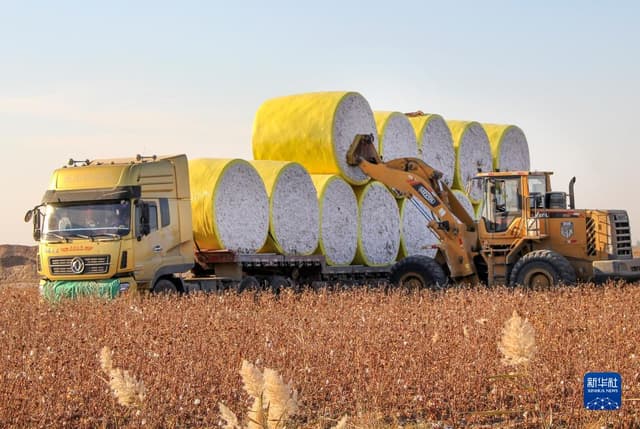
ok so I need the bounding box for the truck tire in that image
[509,250,576,288]
[235,276,260,293]
[390,256,448,289]
[153,278,178,294]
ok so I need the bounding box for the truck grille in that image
[49,255,111,275]
[610,212,632,259]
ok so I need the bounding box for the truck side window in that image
[159,198,170,228]
[135,202,159,234]
[148,204,158,232]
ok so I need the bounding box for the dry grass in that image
[1,283,640,428]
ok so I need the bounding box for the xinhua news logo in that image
[584,372,622,410]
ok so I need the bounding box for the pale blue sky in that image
[2,1,639,244]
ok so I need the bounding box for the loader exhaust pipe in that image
[569,176,576,210]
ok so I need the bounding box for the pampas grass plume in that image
[498,310,536,367]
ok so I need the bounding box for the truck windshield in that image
[43,201,131,239]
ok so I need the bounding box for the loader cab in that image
[473,171,552,239]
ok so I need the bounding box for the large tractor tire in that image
[509,250,576,288]
[390,255,448,289]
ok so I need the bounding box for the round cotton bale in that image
[451,189,476,221]
[407,114,455,187]
[447,120,493,204]
[353,181,400,266]
[398,198,439,259]
[482,124,531,172]
[252,91,376,185]
[251,161,319,256]
[311,175,358,266]
[374,111,419,161]
[189,159,269,253]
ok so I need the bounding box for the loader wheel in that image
[390,256,448,289]
[235,276,260,293]
[509,250,576,288]
[153,278,178,294]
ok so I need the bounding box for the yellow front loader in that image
[347,134,640,288]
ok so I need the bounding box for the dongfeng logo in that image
[70,257,85,274]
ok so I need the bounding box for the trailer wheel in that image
[235,276,260,293]
[269,276,292,294]
[390,256,448,289]
[509,250,576,288]
[153,278,178,294]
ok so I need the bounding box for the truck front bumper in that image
[593,258,640,283]
[39,277,138,301]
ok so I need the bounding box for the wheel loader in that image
[347,134,640,288]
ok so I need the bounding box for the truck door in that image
[133,201,161,284]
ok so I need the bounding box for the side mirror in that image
[32,209,42,241]
[24,209,33,223]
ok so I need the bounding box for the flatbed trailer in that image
[181,249,391,293]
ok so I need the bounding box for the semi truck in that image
[24,154,390,298]
[25,138,640,298]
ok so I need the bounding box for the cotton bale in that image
[447,120,493,204]
[407,113,455,187]
[398,197,439,259]
[189,159,269,253]
[311,174,358,266]
[374,111,419,161]
[451,189,476,221]
[353,181,400,266]
[482,124,531,172]
[252,91,376,185]
[251,161,319,256]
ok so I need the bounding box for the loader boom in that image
[347,134,479,281]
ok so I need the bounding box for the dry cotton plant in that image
[99,346,146,408]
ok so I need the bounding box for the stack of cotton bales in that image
[253,91,401,266]
[191,90,532,268]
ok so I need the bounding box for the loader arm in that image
[347,134,479,280]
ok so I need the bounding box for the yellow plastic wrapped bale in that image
[189,159,269,253]
[252,91,376,185]
[311,174,358,266]
[250,160,319,256]
[373,111,418,161]
[353,181,400,267]
[482,124,530,171]
[447,120,492,204]
[397,198,439,259]
[407,113,455,187]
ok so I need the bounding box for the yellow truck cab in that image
[27,155,193,298]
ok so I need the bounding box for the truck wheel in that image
[390,256,448,289]
[509,250,576,288]
[153,278,178,294]
[235,276,260,293]
[269,276,291,294]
